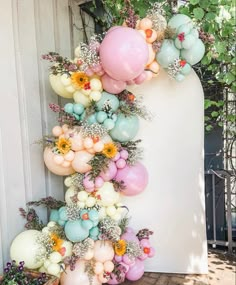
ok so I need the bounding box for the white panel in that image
[127,69,208,273]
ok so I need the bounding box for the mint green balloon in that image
[175,73,185,82]
[156,40,180,68]
[181,39,205,65]
[96,91,120,112]
[177,22,194,35]
[110,114,139,142]
[182,34,197,50]
[180,63,191,75]
[190,28,199,39]
[168,14,192,31]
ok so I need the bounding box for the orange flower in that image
[114,239,127,256]
[51,233,63,252]
[71,72,89,89]
[102,143,118,158]
[56,138,71,154]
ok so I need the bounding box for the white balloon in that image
[65,187,78,205]
[47,263,61,276]
[97,182,120,207]
[10,230,45,269]
[60,74,72,86]
[86,197,96,207]
[77,191,89,202]
[90,78,102,91]
[64,177,72,187]
[49,252,62,263]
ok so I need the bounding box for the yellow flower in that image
[71,72,89,89]
[56,138,71,154]
[114,239,127,256]
[51,233,63,252]
[102,143,118,158]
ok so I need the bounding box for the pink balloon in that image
[44,148,75,176]
[121,227,139,243]
[101,74,126,94]
[60,260,101,285]
[95,176,104,188]
[125,259,145,281]
[100,161,117,181]
[100,27,149,81]
[85,68,94,77]
[134,71,147,85]
[122,254,135,266]
[108,273,125,285]
[71,150,93,173]
[83,175,95,189]
[115,162,148,196]
[116,158,126,169]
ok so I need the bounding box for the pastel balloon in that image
[70,133,84,151]
[97,182,120,206]
[100,161,117,181]
[139,18,153,30]
[49,74,74,98]
[10,230,45,269]
[147,43,156,65]
[100,27,149,81]
[121,228,139,243]
[104,260,114,272]
[65,220,89,242]
[96,92,120,112]
[156,39,180,68]
[110,114,139,142]
[72,150,93,173]
[52,126,63,137]
[44,148,75,176]
[168,14,192,31]
[93,240,114,263]
[125,259,145,281]
[115,162,148,196]
[181,39,205,65]
[101,74,127,94]
[60,260,101,285]
[134,72,147,85]
[73,91,90,107]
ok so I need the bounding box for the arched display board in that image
[126,69,208,274]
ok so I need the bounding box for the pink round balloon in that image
[60,260,101,285]
[116,158,126,169]
[100,161,117,181]
[100,27,149,81]
[125,259,145,281]
[115,162,148,196]
[121,228,139,243]
[134,71,147,85]
[72,150,94,173]
[83,175,95,189]
[101,74,126,94]
[95,176,104,188]
[44,148,75,176]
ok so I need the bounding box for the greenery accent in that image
[87,153,110,180]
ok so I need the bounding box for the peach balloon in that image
[104,260,115,272]
[139,18,152,30]
[62,160,71,168]
[86,147,96,154]
[146,29,158,44]
[148,61,160,77]
[93,240,114,263]
[44,148,75,176]
[64,150,75,161]
[147,44,156,65]
[145,70,153,81]
[84,248,94,260]
[93,141,104,152]
[70,133,84,151]
[84,137,94,149]
[62,124,69,133]
[60,260,101,285]
[53,155,64,165]
[94,261,104,274]
[52,126,63,137]
[72,150,93,173]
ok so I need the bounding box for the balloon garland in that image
[10,4,205,285]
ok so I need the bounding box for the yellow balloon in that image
[49,74,74,98]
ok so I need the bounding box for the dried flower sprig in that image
[146,2,167,32]
[99,217,122,242]
[72,238,94,259]
[77,42,101,72]
[64,254,78,271]
[120,139,143,165]
[117,90,153,121]
[27,196,65,210]
[36,232,54,260]
[87,154,110,180]
[126,241,143,258]
[68,173,85,190]
[66,204,81,221]
[119,216,130,235]
[111,261,127,283]
[81,122,107,139]
[49,103,81,126]
[111,179,126,192]
[19,207,44,231]
[167,58,187,79]
[136,228,154,240]
[2,260,48,285]
[84,260,96,285]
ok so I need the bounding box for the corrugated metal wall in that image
[0,0,94,271]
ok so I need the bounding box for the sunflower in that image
[114,239,127,256]
[56,138,71,154]
[51,233,63,252]
[102,143,118,158]
[71,72,89,89]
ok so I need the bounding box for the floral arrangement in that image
[8,2,205,285]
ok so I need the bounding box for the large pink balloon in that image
[71,150,94,173]
[100,161,117,181]
[100,27,149,81]
[125,259,145,281]
[101,74,127,94]
[60,260,101,285]
[44,148,75,176]
[115,162,148,196]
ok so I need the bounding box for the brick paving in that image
[123,249,236,285]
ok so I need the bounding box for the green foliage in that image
[179,0,235,134]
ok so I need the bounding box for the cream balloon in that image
[44,147,75,176]
[97,182,120,207]
[49,252,62,263]
[47,263,61,276]
[10,230,45,269]
[65,187,77,205]
[61,241,73,258]
[49,74,74,98]
[73,91,90,107]
[72,150,94,173]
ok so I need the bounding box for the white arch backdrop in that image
[126,69,208,273]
